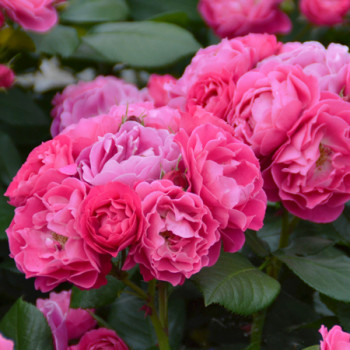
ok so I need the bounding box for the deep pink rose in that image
[264,41,350,95]
[0,333,13,350]
[168,34,280,120]
[300,0,350,26]
[0,65,14,88]
[79,182,144,257]
[230,62,319,157]
[263,96,350,223]
[70,328,129,350]
[37,290,96,350]
[320,325,350,350]
[77,121,181,187]
[51,76,151,136]
[175,123,266,253]
[198,0,291,38]
[0,0,64,32]
[147,74,177,107]
[5,135,76,207]
[124,180,220,286]
[6,177,111,292]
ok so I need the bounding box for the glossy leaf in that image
[83,21,201,68]
[0,298,54,350]
[194,253,280,315]
[303,346,319,350]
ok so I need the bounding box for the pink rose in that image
[70,328,129,350]
[147,74,177,107]
[6,177,111,291]
[230,62,320,157]
[5,135,76,207]
[263,96,350,223]
[51,76,151,136]
[300,0,350,26]
[0,65,14,88]
[76,121,181,187]
[198,0,291,38]
[0,333,13,350]
[79,182,144,257]
[0,0,64,32]
[36,290,96,350]
[175,123,266,252]
[124,180,220,286]
[320,325,350,350]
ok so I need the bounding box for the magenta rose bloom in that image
[5,135,76,207]
[0,65,14,88]
[124,180,220,286]
[6,177,111,292]
[0,0,64,32]
[176,123,266,253]
[230,61,319,157]
[76,121,181,187]
[51,76,151,136]
[300,0,350,26]
[264,96,350,223]
[37,290,96,350]
[198,0,291,38]
[79,182,144,257]
[169,34,280,120]
[0,334,13,350]
[320,325,350,350]
[70,328,129,350]
[147,74,177,107]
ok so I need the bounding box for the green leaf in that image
[82,21,201,68]
[0,27,35,51]
[0,132,21,185]
[150,11,190,28]
[168,297,186,349]
[276,246,350,302]
[0,88,48,126]
[303,346,319,350]
[30,25,80,57]
[245,230,270,258]
[70,276,124,308]
[61,0,129,23]
[0,298,54,350]
[0,194,14,238]
[193,253,280,315]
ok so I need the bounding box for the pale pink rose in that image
[51,76,151,136]
[37,290,96,350]
[77,121,181,187]
[230,61,320,157]
[175,123,266,252]
[5,135,76,207]
[169,34,280,120]
[0,0,64,32]
[300,0,350,26]
[0,65,14,88]
[70,328,129,350]
[123,180,221,286]
[79,182,144,257]
[264,41,350,95]
[0,333,13,350]
[198,0,291,38]
[6,177,111,292]
[320,325,350,350]
[263,96,350,223]
[147,74,177,107]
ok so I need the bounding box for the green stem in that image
[149,310,171,350]
[250,310,267,350]
[158,281,169,332]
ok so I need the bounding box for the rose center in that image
[316,144,332,169]
[51,232,68,250]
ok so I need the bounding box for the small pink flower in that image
[0,65,14,88]
[124,180,221,286]
[320,325,350,350]
[36,290,96,350]
[175,123,266,253]
[198,0,291,38]
[300,0,350,26]
[147,74,177,107]
[0,0,64,32]
[6,177,111,292]
[79,182,144,257]
[51,76,151,136]
[70,328,129,350]
[264,96,350,223]
[0,333,13,350]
